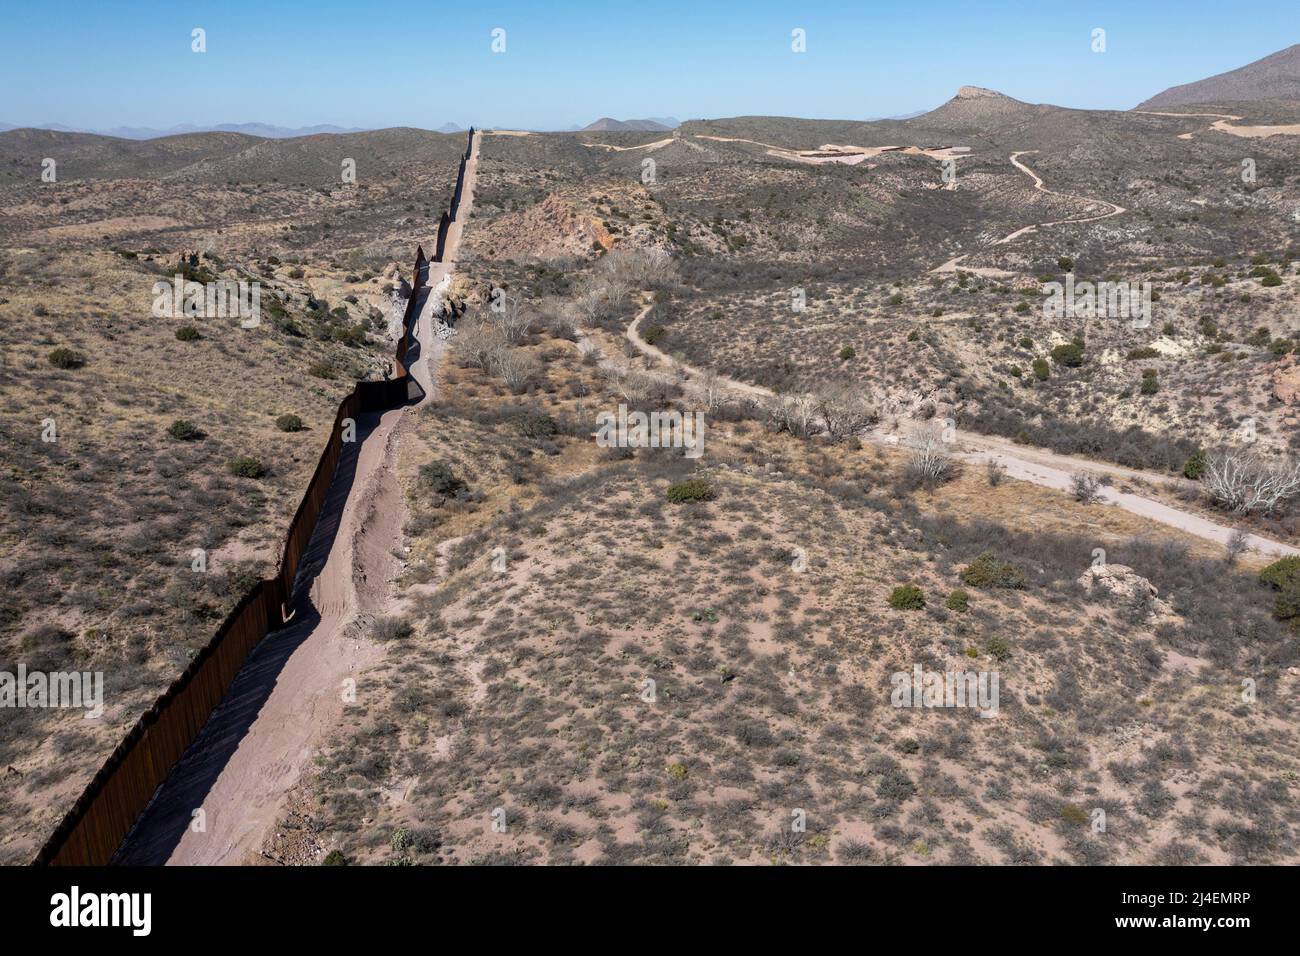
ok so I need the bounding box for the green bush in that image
[642,324,667,346]
[420,460,467,497]
[1032,358,1050,380]
[227,456,266,479]
[321,850,349,866]
[666,478,716,503]
[960,551,1026,589]
[275,413,305,432]
[887,584,926,610]
[984,635,1011,661]
[945,588,970,612]
[1139,370,1159,395]
[1050,342,1084,368]
[167,419,204,441]
[1260,556,1300,592]
[1182,448,1206,480]
[1126,346,1159,360]
[839,345,856,360]
[175,325,201,342]
[47,347,85,369]
[307,362,336,380]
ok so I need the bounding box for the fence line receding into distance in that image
[33,128,474,866]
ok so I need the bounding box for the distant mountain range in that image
[0,121,469,140]
[1137,43,1300,108]
[579,117,680,132]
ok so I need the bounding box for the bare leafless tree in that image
[494,347,542,392]
[1203,450,1300,515]
[454,315,507,372]
[599,247,678,290]
[697,369,725,412]
[766,392,819,439]
[815,384,878,443]
[1224,528,1252,565]
[490,293,532,343]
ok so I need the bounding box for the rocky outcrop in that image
[1273,354,1300,406]
[1078,564,1174,620]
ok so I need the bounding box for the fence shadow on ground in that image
[33,129,474,866]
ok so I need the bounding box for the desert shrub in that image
[642,324,667,346]
[838,345,856,360]
[945,588,970,612]
[167,419,204,441]
[1050,342,1084,368]
[1260,557,1300,624]
[903,429,956,488]
[963,397,1197,473]
[321,851,349,866]
[1071,473,1104,504]
[307,362,336,380]
[984,635,1011,661]
[227,456,266,478]
[887,584,925,610]
[666,478,715,503]
[837,840,874,863]
[1139,369,1158,395]
[960,551,1026,589]
[372,615,414,641]
[275,413,304,432]
[494,347,543,392]
[1060,804,1089,826]
[1031,358,1049,380]
[175,325,201,342]
[1126,346,1158,360]
[1260,556,1300,591]
[509,408,559,439]
[1183,448,1206,480]
[420,461,467,497]
[47,347,85,369]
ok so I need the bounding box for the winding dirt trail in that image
[115,135,482,866]
[933,150,1126,274]
[622,304,1297,559]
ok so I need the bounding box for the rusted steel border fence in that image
[33,128,473,865]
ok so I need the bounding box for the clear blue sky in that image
[1,0,1296,130]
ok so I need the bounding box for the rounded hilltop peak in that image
[956,85,1006,99]
[909,85,1037,129]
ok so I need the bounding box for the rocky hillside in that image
[1138,44,1300,108]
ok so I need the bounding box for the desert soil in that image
[117,136,481,865]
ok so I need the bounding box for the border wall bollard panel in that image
[33,134,473,865]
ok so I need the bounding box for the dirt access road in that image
[115,135,481,866]
[933,150,1127,275]
[624,305,1297,560]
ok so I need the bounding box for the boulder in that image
[1078,564,1174,619]
[1273,354,1300,406]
